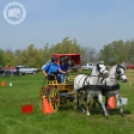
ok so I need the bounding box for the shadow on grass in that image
[107,109,131,115]
[59,105,132,117]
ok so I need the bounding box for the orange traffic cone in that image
[42,96,54,114]
[107,96,116,109]
[1,80,6,86]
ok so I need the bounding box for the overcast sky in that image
[0,0,134,52]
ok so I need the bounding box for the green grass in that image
[0,72,134,134]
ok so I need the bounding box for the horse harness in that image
[77,66,122,93]
[100,66,123,92]
[77,74,103,92]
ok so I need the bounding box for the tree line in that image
[0,37,134,68]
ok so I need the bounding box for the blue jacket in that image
[59,64,68,72]
[42,62,60,75]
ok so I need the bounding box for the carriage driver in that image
[42,56,67,81]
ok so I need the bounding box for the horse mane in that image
[91,65,98,75]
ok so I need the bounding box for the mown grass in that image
[0,71,134,134]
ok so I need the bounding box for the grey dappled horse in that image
[102,64,128,116]
[73,62,109,116]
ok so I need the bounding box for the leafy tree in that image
[17,44,44,68]
[99,40,130,65]
[4,49,14,66]
[17,50,28,65]
[42,43,51,64]
[0,49,5,66]
[27,44,38,67]
[2,37,134,67]
[127,40,134,63]
[50,37,81,54]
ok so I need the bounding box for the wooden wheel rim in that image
[49,88,60,111]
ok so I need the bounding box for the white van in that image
[82,62,96,70]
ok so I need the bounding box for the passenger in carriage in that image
[68,57,74,67]
[57,57,69,83]
[42,56,67,81]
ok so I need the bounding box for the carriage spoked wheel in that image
[48,87,61,111]
[39,86,49,110]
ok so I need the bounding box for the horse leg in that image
[93,97,102,109]
[74,91,79,110]
[105,96,109,107]
[86,93,91,116]
[115,94,124,116]
[98,94,109,117]
[79,91,86,112]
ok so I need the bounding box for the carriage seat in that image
[48,74,59,84]
[48,74,57,80]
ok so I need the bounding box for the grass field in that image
[0,71,134,134]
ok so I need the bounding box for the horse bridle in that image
[116,66,125,79]
[103,66,125,86]
[97,65,107,78]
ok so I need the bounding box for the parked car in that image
[14,66,37,75]
[82,62,96,70]
[126,63,134,69]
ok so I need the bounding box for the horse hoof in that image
[120,109,123,114]
[105,115,109,117]
[105,113,109,117]
[87,112,90,116]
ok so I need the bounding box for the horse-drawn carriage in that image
[39,56,128,116]
[39,53,82,111]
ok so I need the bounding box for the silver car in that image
[15,66,37,75]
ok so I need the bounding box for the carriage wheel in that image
[48,87,61,111]
[39,86,49,110]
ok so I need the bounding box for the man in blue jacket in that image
[42,56,67,80]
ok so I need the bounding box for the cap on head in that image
[51,56,57,62]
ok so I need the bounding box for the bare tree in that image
[81,47,98,64]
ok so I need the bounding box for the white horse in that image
[101,64,128,116]
[74,62,109,116]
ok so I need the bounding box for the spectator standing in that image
[68,57,74,67]
[5,66,10,77]
[11,66,15,77]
